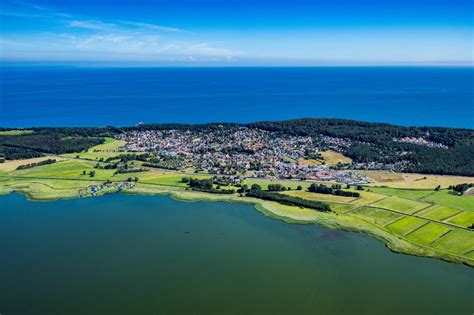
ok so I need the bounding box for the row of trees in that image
[449,183,474,194]
[16,158,56,170]
[308,183,361,197]
[245,185,331,212]
[181,177,235,194]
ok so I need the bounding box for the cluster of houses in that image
[393,137,448,149]
[118,127,372,185]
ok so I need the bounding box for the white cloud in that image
[0,10,44,18]
[186,43,241,57]
[68,19,184,34]
[70,33,241,60]
[10,0,48,11]
[2,0,71,19]
[77,35,131,51]
[0,38,33,47]
[1,1,243,62]
[68,20,117,31]
[120,21,182,33]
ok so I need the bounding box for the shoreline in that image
[1,183,473,268]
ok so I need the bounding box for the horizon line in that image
[1,62,473,68]
[2,117,473,131]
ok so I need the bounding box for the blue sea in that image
[0,66,472,128]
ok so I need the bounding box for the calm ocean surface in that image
[0,66,472,128]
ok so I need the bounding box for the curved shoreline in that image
[1,183,473,267]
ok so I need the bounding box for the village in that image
[117,127,372,185]
[393,136,448,149]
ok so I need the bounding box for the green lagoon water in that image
[0,193,472,314]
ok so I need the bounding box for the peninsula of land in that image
[1,118,473,266]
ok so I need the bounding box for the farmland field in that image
[416,205,461,221]
[432,229,474,255]
[422,190,474,212]
[0,156,67,172]
[13,159,98,177]
[447,212,474,228]
[370,196,430,214]
[11,159,114,180]
[365,171,474,189]
[369,187,434,200]
[329,203,356,213]
[62,137,127,160]
[385,216,427,235]
[405,223,451,245]
[347,190,387,206]
[350,207,403,226]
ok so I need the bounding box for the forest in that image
[0,127,114,160]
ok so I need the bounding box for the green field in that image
[405,223,451,245]
[350,206,404,226]
[369,187,434,200]
[432,229,474,256]
[11,159,114,179]
[14,159,94,176]
[328,203,357,214]
[466,251,474,259]
[62,137,127,160]
[0,130,34,136]
[347,190,387,206]
[4,158,152,183]
[416,205,461,221]
[385,216,427,235]
[447,211,474,228]
[422,190,474,212]
[90,137,125,151]
[371,196,430,214]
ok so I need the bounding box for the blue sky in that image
[0,0,472,65]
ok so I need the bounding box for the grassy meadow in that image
[417,205,461,221]
[62,137,127,160]
[0,130,34,136]
[368,186,434,200]
[370,196,429,214]
[320,150,352,165]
